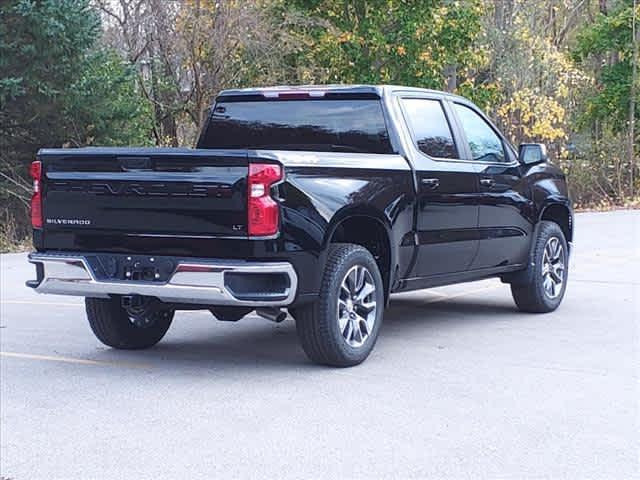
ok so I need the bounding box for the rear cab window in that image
[198,97,393,154]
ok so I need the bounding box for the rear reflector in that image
[247,163,282,237]
[30,160,42,229]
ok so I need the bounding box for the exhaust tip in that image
[256,308,287,323]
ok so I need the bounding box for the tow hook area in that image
[121,295,165,327]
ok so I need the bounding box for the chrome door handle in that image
[480,178,496,187]
[421,178,440,189]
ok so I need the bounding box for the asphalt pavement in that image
[1,210,638,479]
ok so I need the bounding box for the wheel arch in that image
[538,202,573,244]
[324,206,395,301]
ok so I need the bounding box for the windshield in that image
[199,99,393,154]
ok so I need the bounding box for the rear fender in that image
[323,206,397,300]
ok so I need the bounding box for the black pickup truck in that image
[27,85,572,366]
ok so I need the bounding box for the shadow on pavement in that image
[86,295,520,371]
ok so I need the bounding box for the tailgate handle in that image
[119,156,153,171]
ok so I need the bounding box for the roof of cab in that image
[216,84,468,102]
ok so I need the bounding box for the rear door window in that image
[400,98,458,159]
[200,99,393,154]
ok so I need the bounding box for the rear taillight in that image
[30,160,43,229]
[247,163,282,237]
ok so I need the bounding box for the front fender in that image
[525,162,571,220]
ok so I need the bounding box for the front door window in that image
[453,103,506,163]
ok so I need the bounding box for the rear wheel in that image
[295,243,384,367]
[85,297,173,349]
[510,221,569,313]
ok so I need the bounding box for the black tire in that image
[295,243,385,367]
[288,307,300,322]
[511,220,569,313]
[85,297,173,349]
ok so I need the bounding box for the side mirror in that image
[519,143,548,165]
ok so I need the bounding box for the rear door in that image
[397,95,479,277]
[41,148,250,238]
[449,102,532,269]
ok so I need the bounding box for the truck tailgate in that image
[39,148,249,237]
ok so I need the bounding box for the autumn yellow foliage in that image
[497,89,567,144]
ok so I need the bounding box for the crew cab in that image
[27,85,573,366]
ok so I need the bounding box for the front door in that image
[398,96,479,277]
[450,102,532,270]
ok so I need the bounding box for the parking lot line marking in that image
[1,300,84,307]
[0,351,150,369]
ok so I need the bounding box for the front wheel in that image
[295,243,384,367]
[511,221,569,313]
[85,297,173,349]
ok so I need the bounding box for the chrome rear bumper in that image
[27,253,298,307]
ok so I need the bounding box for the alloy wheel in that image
[337,265,377,348]
[541,236,565,299]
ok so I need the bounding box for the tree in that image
[282,0,487,95]
[0,0,153,246]
[96,0,290,146]
[631,0,638,197]
[480,0,590,150]
[574,0,640,130]
[573,0,639,202]
[1,0,100,159]
[63,49,153,147]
